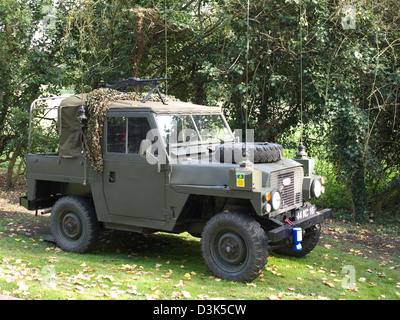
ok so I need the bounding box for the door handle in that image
[109,171,116,183]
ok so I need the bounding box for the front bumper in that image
[267,208,332,242]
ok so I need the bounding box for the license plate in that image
[295,205,316,221]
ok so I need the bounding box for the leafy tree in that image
[1,0,398,218]
[197,0,399,217]
[0,0,65,187]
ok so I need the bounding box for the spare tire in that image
[215,142,283,164]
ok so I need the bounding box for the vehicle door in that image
[102,112,166,221]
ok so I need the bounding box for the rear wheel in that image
[201,211,269,282]
[51,195,100,253]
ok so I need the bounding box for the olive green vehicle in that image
[20,90,331,282]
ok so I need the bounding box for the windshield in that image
[156,114,234,146]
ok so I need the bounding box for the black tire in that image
[51,195,100,253]
[215,142,283,164]
[201,211,269,282]
[273,224,321,257]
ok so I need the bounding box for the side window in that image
[107,117,126,153]
[107,116,151,154]
[128,118,151,154]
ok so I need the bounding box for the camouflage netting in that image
[82,88,178,172]
[83,88,137,171]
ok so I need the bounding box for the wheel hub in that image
[217,232,246,266]
[65,218,77,234]
[62,213,81,239]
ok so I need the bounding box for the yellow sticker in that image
[236,173,245,187]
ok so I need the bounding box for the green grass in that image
[0,211,399,300]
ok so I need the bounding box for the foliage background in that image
[0,0,399,220]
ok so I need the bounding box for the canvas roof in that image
[57,95,222,159]
[58,94,222,114]
[108,99,222,114]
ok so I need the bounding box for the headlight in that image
[311,179,322,198]
[271,190,281,211]
[262,203,272,214]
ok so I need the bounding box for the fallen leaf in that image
[150,286,160,291]
[17,281,29,291]
[324,281,335,288]
[172,291,182,298]
[173,280,184,288]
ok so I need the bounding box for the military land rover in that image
[20,79,331,282]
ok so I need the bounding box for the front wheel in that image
[51,195,100,253]
[201,211,269,282]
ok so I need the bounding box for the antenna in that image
[241,0,251,168]
[164,0,168,97]
[296,0,307,161]
[299,0,304,146]
[78,0,87,185]
[77,0,87,125]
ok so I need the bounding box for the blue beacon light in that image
[292,227,303,251]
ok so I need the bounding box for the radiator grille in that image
[269,167,303,215]
[278,171,295,209]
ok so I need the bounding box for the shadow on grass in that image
[94,229,203,262]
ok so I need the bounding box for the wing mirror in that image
[139,139,160,172]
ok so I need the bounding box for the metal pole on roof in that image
[28,96,66,154]
[164,0,168,97]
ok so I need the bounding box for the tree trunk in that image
[6,142,22,189]
[375,184,400,212]
[349,168,367,219]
